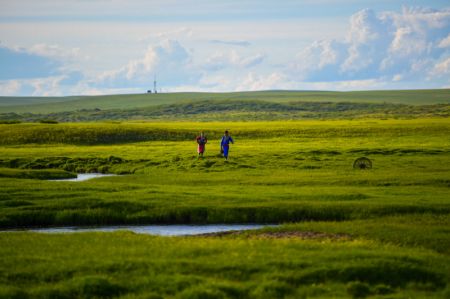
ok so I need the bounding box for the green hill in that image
[1,100,448,122]
[0,89,449,114]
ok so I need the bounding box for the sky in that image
[0,0,449,96]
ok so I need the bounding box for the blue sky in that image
[0,0,449,96]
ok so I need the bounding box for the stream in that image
[4,224,274,236]
[49,173,117,182]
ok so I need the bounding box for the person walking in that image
[196,132,208,158]
[220,130,234,160]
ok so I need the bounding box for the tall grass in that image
[0,118,448,145]
[0,232,449,298]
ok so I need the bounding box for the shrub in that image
[347,281,371,298]
[178,286,226,299]
[39,119,58,124]
[0,120,21,124]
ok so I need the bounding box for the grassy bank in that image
[1,232,449,299]
[0,168,76,180]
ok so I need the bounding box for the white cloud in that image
[299,78,387,91]
[29,77,64,97]
[96,39,195,88]
[0,42,85,85]
[392,74,403,81]
[0,80,22,96]
[237,53,265,68]
[235,72,294,91]
[291,7,450,85]
[438,34,450,48]
[431,57,450,77]
[95,39,267,92]
[2,6,450,96]
[292,40,346,81]
[209,40,251,47]
[27,44,81,61]
[138,27,193,42]
[0,45,60,80]
[203,50,265,71]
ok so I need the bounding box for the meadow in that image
[0,90,449,298]
[1,89,449,114]
[0,119,449,227]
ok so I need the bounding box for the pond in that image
[49,173,117,182]
[5,224,273,236]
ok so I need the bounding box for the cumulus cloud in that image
[341,9,391,75]
[291,7,450,85]
[95,39,266,91]
[95,39,196,88]
[2,7,450,96]
[293,40,347,81]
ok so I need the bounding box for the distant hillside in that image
[0,96,87,107]
[0,89,449,114]
[1,100,448,122]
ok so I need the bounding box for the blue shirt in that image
[221,135,234,147]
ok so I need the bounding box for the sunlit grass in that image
[1,232,449,298]
[0,118,449,298]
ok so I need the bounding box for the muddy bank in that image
[199,230,352,240]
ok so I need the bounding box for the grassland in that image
[1,89,449,114]
[0,120,448,228]
[1,90,448,123]
[2,230,449,299]
[0,92,449,298]
[2,100,449,122]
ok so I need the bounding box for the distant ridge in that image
[0,89,449,114]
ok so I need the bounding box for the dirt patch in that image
[199,230,351,240]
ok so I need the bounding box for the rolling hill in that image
[0,89,449,114]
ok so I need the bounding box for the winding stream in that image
[4,224,273,236]
[49,173,117,182]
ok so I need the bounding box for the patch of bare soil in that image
[198,230,351,240]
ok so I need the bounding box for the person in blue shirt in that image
[220,130,234,160]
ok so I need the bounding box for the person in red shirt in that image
[196,132,208,159]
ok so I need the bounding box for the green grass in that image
[2,100,449,122]
[0,168,76,180]
[259,214,450,254]
[1,117,449,298]
[1,232,449,298]
[0,119,448,227]
[0,118,448,145]
[1,89,449,114]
